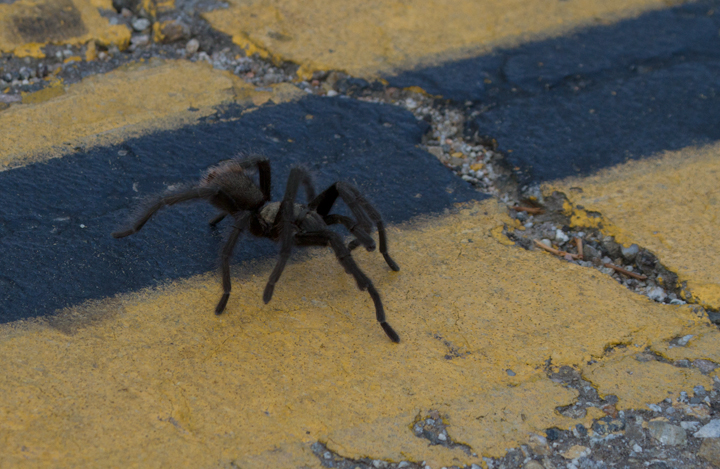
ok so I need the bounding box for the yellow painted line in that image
[1,200,716,467]
[0,0,131,58]
[0,59,304,170]
[204,0,684,79]
[545,142,720,310]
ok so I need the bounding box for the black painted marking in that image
[388,1,720,185]
[0,96,483,324]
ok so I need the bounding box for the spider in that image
[112,157,401,342]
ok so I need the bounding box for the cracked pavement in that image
[1,0,720,468]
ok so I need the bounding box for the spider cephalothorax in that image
[112,157,401,342]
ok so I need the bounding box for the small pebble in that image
[186,39,200,54]
[326,90,338,97]
[132,18,151,31]
[130,35,149,47]
[646,286,666,302]
[523,461,544,469]
[681,421,700,431]
[676,334,694,347]
[555,229,569,244]
[621,243,639,261]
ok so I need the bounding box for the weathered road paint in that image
[1,201,715,467]
[203,0,678,78]
[0,60,304,169]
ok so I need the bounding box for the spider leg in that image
[323,214,376,251]
[215,213,250,314]
[309,182,399,271]
[294,230,400,343]
[112,186,219,238]
[209,213,227,227]
[235,156,272,202]
[262,167,310,303]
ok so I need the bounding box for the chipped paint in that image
[0,59,303,169]
[545,142,720,310]
[1,200,719,466]
[204,0,686,78]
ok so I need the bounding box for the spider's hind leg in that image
[294,230,400,343]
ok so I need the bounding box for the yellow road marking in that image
[0,59,303,170]
[546,142,720,310]
[1,200,715,467]
[0,0,130,57]
[204,0,683,79]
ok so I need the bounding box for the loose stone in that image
[186,39,200,54]
[699,439,720,466]
[694,359,718,374]
[648,421,687,446]
[132,18,151,31]
[621,243,639,261]
[523,460,544,469]
[695,420,720,438]
[561,445,590,460]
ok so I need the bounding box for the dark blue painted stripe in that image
[388,0,720,185]
[0,96,484,324]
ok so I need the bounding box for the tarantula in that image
[112,157,401,342]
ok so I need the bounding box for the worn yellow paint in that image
[204,0,684,79]
[0,59,303,170]
[85,39,97,61]
[140,0,175,18]
[545,142,720,310]
[583,354,713,410]
[20,78,66,104]
[1,200,718,466]
[0,0,131,57]
[12,42,45,58]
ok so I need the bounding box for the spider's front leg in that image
[112,186,219,238]
[262,167,315,303]
[309,182,400,271]
[294,230,400,343]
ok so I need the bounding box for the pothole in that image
[498,191,714,319]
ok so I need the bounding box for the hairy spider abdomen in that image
[202,161,266,213]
